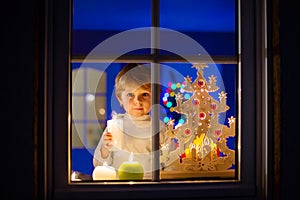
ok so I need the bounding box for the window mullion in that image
[151,0,160,181]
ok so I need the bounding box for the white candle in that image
[107,120,123,150]
[92,162,117,180]
[71,171,81,181]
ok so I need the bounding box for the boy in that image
[93,63,167,180]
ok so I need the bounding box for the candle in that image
[107,120,123,150]
[71,171,81,181]
[92,162,117,180]
[118,152,144,180]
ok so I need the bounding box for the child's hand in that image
[102,132,113,151]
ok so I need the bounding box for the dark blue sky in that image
[73,0,235,32]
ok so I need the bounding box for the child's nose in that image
[134,95,142,103]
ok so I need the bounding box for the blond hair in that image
[115,63,151,99]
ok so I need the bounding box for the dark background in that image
[1,0,299,199]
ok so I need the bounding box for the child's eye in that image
[142,93,150,97]
[126,93,134,98]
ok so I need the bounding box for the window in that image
[43,0,271,199]
[71,0,237,181]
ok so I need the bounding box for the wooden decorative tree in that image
[160,64,236,173]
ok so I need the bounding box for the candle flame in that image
[129,152,134,162]
[185,134,217,158]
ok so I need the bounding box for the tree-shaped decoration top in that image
[160,64,236,171]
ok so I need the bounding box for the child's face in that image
[118,86,151,117]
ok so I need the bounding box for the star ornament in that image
[209,75,217,84]
[184,75,192,83]
[218,91,227,99]
[192,63,208,71]
[228,116,236,125]
[167,119,175,126]
[175,92,183,101]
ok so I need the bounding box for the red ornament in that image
[193,99,199,106]
[198,112,206,120]
[210,103,217,110]
[184,128,191,135]
[215,129,222,136]
[197,79,205,87]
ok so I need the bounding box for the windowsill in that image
[160,169,235,179]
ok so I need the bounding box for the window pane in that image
[159,62,237,180]
[72,0,152,56]
[160,0,236,56]
[72,62,155,180]
[72,62,118,177]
